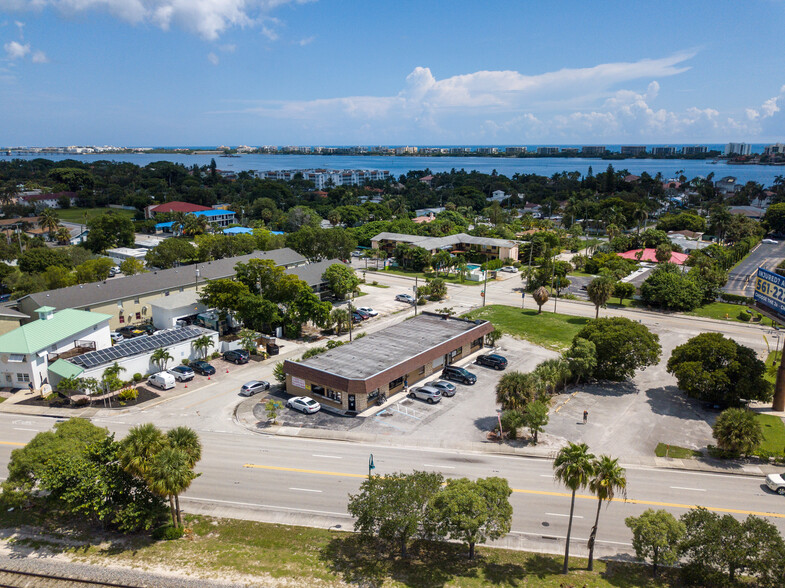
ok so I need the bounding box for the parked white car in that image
[766,473,785,495]
[500,266,518,273]
[357,306,378,316]
[287,396,321,414]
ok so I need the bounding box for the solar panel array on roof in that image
[68,326,203,369]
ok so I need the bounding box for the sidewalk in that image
[233,396,784,478]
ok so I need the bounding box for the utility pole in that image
[482,266,488,307]
[526,239,534,290]
[348,297,353,342]
[414,276,418,317]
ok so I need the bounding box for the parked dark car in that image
[441,365,477,385]
[223,349,250,364]
[476,354,508,370]
[190,360,216,376]
[353,308,371,320]
[116,325,145,339]
[351,312,364,324]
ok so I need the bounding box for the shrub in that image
[117,388,139,402]
[132,373,143,383]
[181,358,190,366]
[355,332,366,339]
[719,292,754,305]
[417,296,427,306]
[152,525,184,541]
[74,397,90,406]
[499,410,524,440]
[738,311,752,321]
[210,351,221,359]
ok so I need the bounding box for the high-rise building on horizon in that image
[724,142,751,156]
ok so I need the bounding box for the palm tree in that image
[183,214,210,236]
[149,447,198,528]
[166,427,203,527]
[191,335,213,360]
[54,226,71,245]
[119,423,167,481]
[330,308,350,335]
[38,208,61,240]
[151,348,174,372]
[587,456,627,571]
[553,442,596,574]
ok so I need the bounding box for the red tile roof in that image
[618,248,689,265]
[150,201,212,214]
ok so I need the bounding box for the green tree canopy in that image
[145,238,198,269]
[427,477,513,559]
[85,212,134,253]
[18,247,73,274]
[666,333,772,405]
[575,317,661,381]
[321,263,360,299]
[625,509,684,577]
[348,470,444,558]
[640,263,703,311]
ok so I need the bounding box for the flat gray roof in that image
[371,232,517,250]
[299,313,486,380]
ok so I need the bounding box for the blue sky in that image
[1,0,784,146]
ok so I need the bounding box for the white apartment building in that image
[725,143,752,156]
[254,169,390,189]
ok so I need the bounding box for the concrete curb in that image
[231,398,779,478]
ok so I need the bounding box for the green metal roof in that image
[0,309,111,354]
[49,359,84,379]
[35,306,56,313]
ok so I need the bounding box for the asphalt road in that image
[0,268,782,560]
[2,413,785,560]
[724,240,785,296]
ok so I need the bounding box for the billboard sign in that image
[754,268,785,316]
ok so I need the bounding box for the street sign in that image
[754,268,785,316]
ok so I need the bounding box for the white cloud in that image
[746,87,783,121]
[31,49,47,62]
[207,51,218,65]
[0,0,313,40]
[3,40,29,59]
[216,52,783,142]
[298,35,313,46]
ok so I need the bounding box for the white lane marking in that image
[423,464,456,469]
[510,531,632,547]
[670,486,706,492]
[539,474,553,478]
[289,487,323,493]
[12,428,38,432]
[313,454,343,459]
[184,496,347,517]
[545,512,583,518]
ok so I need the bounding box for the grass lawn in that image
[655,442,702,459]
[464,304,589,350]
[57,207,137,223]
[755,413,785,455]
[6,513,678,588]
[568,271,595,278]
[363,281,390,288]
[379,267,483,286]
[686,302,773,324]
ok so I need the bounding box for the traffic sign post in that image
[521,292,525,309]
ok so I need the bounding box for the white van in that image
[148,372,176,390]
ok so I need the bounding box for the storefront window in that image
[389,376,404,390]
[311,384,342,403]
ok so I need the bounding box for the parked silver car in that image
[429,380,457,397]
[408,385,442,404]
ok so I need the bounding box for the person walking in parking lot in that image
[583,410,588,424]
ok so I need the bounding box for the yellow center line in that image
[0,441,26,446]
[244,463,785,519]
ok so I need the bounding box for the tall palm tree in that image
[553,442,596,574]
[191,335,213,359]
[149,447,198,528]
[166,427,202,527]
[151,348,174,372]
[183,214,210,236]
[38,208,61,240]
[587,456,627,571]
[54,226,72,245]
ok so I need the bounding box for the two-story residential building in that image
[20,192,77,209]
[15,248,307,330]
[370,232,519,261]
[0,306,111,390]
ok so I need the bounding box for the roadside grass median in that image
[463,304,589,350]
[380,267,483,285]
[686,302,774,324]
[9,513,678,587]
[655,442,703,459]
[755,413,785,456]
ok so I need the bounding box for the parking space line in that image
[289,488,323,493]
[670,486,706,492]
[553,390,580,413]
[313,454,342,459]
[545,512,583,518]
[12,428,38,432]
[423,464,455,469]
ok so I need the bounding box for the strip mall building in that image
[283,312,493,414]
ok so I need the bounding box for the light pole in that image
[482,266,488,307]
[496,408,503,442]
[368,453,375,478]
[413,276,418,317]
[348,297,353,342]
